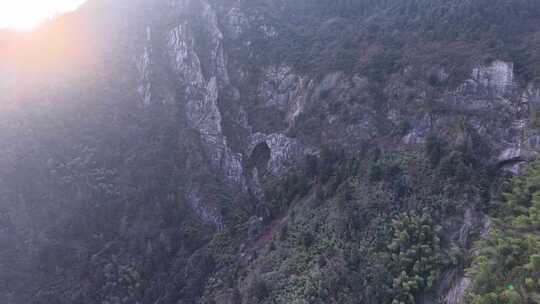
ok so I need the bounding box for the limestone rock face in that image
[248,133,316,176]
[186,77,223,143]
[168,24,205,90]
[471,60,515,96]
[382,60,540,172]
[259,66,300,110]
[162,0,245,189]
[258,66,311,126]
[132,1,318,206]
[187,187,224,230]
[135,45,152,106]
[223,7,248,40]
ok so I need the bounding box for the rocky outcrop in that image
[135,0,323,196]
[258,66,312,126]
[247,133,315,176]
[168,24,205,91]
[392,60,540,173]
[187,188,224,230]
[470,60,515,97]
[463,60,540,170]
[223,7,248,40]
[165,1,245,188]
[135,45,152,106]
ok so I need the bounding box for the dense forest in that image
[468,160,540,303]
[239,0,540,81]
[1,0,540,303]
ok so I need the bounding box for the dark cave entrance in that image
[247,142,271,175]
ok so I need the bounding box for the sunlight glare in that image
[0,0,87,31]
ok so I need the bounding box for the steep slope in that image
[467,160,540,303]
[1,0,540,303]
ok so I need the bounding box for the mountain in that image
[1,0,540,303]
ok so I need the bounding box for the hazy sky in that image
[0,0,87,30]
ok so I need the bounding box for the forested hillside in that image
[1,0,540,303]
[468,160,540,303]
